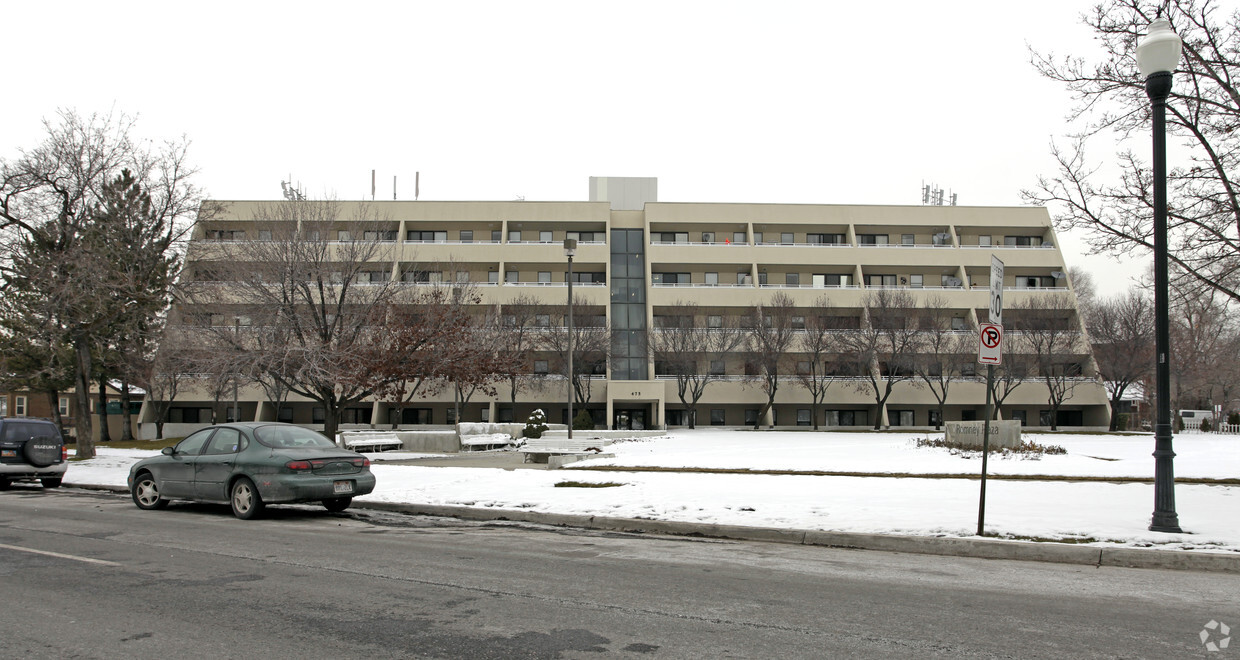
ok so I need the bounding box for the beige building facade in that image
[148,177,1110,436]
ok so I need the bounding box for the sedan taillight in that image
[354,457,370,468]
[61,447,69,460]
[286,460,313,471]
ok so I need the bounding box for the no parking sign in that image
[978,323,1003,365]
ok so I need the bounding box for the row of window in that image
[206,228,1049,248]
[0,396,72,417]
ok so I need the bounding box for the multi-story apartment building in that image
[146,177,1109,435]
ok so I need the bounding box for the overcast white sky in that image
[3,1,1161,295]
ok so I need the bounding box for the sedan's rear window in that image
[253,426,336,449]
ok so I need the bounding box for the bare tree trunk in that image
[47,390,66,437]
[72,336,95,458]
[97,374,112,443]
[120,380,135,441]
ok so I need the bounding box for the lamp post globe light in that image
[564,238,577,440]
[1136,17,1183,533]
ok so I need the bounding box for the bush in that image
[1116,413,1129,431]
[572,409,594,431]
[1200,418,1212,433]
[523,409,549,439]
[1229,412,1239,426]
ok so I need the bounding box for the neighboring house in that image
[0,382,144,441]
[149,176,1110,435]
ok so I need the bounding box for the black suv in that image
[0,418,67,489]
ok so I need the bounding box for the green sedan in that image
[128,422,377,519]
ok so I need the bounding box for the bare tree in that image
[1026,0,1240,302]
[650,301,746,428]
[1089,290,1155,430]
[1,111,205,457]
[179,199,401,441]
[1168,277,1236,411]
[742,293,798,429]
[540,295,609,413]
[838,289,922,429]
[495,295,547,414]
[1011,294,1091,430]
[795,296,841,430]
[911,297,974,429]
[989,329,1033,422]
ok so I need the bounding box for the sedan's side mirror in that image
[162,446,176,456]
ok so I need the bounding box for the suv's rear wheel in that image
[131,472,168,510]
[0,478,10,490]
[41,477,62,488]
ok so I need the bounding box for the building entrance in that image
[613,408,648,430]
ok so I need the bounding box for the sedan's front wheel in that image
[131,473,168,510]
[230,477,264,520]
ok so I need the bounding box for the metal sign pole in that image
[977,363,995,536]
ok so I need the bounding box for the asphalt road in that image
[1,486,1237,659]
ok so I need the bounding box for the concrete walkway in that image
[379,451,548,469]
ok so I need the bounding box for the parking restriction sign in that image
[978,323,1003,365]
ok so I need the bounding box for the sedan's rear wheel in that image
[230,477,264,520]
[131,473,168,510]
[322,497,352,513]
[41,477,62,488]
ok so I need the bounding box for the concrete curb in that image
[71,484,1240,573]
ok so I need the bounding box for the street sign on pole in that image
[978,322,1003,365]
[989,255,1004,326]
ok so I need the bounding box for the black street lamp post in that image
[564,238,577,440]
[1137,17,1183,533]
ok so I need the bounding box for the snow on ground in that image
[66,429,1240,553]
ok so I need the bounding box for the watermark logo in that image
[1201,620,1231,653]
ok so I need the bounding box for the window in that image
[15,396,27,417]
[929,410,942,427]
[312,407,325,424]
[337,230,351,241]
[892,410,914,426]
[737,272,750,285]
[509,231,521,243]
[705,272,719,285]
[744,409,759,426]
[758,272,768,285]
[791,316,805,329]
[710,360,725,375]
[364,230,398,241]
[59,397,69,416]
[460,230,473,243]
[781,232,794,244]
[702,232,715,243]
[204,428,243,455]
[753,232,763,244]
[1004,235,1044,246]
[446,407,457,425]
[0,399,8,416]
[813,274,851,287]
[540,230,553,242]
[858,234,889,245]
[902,234,915,245]
[492,230,503,242]
[456,271,469,283]
[796,360,811,375]
[867,274,897,287]
[506,271,519,283]
[278,407,294,422]
[174,429,214,456]
[258,230,272,241]
[979,235,992,247]
[707,315,722,328]
[951,316,968,331]
[538,271,551,283]
[808,233,846,245]
[488,271,499,284]
[910,274,923,288]
[666,410,686,426]
[942,274,961,287]
[535,314,550,327]
[497,407,514,423]
[786,273,800,286]
[1011,410,1027,425]
[797,409,812,426]
[711,409,725,425]
[733,231,747,244]
[406,230,446,242]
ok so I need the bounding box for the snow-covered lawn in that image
[65,429,1240,553]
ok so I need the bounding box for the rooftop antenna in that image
[371,169,376,201]
[415,171,420,201]
[280,176,305,201]
[921,181,958,206]
[393,175,397,200]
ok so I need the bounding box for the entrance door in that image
[613,409,647,430]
